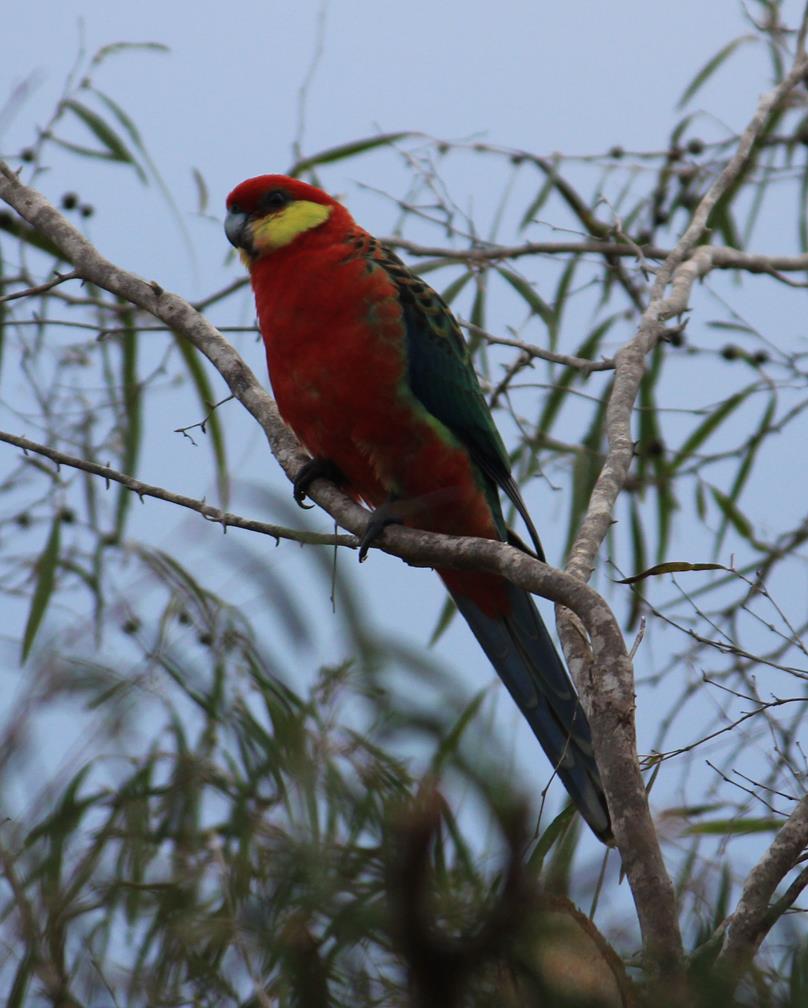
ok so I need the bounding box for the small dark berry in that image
[667,146,683,161]
[61,192,79,210]
[20,148,35,162]
[177,611,192,625]
[198,632,213,647]
[667,331,685,347]
[59,508,75,523]
[122,618,141,635]
[721,345,740,360]
[80,204,94,218]
[686,138,705,155]
[645,439,665,456]
[15,513,32,527]
[609,145,625,159]
[753,350,769,365]
[654,209,670,226]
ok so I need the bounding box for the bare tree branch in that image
[0,429,355,548]
[717,793,808,977]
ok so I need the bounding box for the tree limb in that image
[0,429,356,548]
[716,793,808,981]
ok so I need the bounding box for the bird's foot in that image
[293,457,344,509]
[358,498,403,562]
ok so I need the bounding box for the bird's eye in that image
[263,190,289,212]
[229,202,241,214]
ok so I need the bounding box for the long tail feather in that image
[451,581,612,843]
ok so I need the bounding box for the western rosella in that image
[225,175,611,842]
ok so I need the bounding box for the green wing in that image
[371,240,544,558]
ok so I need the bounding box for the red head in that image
[225,174,350,262]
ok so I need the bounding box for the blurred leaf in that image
[431,688,487,773]
[429,595,456,645]
[528,804,576,875]
[684,817,781,836]
[172,332,229,506]
[192,166,209,213]
[518,173,555,230]
[677,35,755,108]
[288,133,415,176]
[89,40,169,68]
[115,313,141,537]
[494,266,554,328]
[21,513,61,662]
[60,98,147,181]
[565,383,608,557]
[714,393,775,554]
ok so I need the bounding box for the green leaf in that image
[21,513,61,662]
[709,486,756,545]
[428,596,457,645]
[518,174,555,231]
[61,98,146,181]
[677,35,755,108]
[668,387,753,472]
[288,132,415,176]
[684,817,781,836]
[528,804,576,875]
[494,266,554,328]
[115,315,141,537]
[536,313,618,437]
[172,333,229,506]
[714,393,775,554]
[431,688,487,772]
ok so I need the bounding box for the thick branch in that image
[0,161,683,980]
[717,794,808,977]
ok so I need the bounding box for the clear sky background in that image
[3,0,807,937]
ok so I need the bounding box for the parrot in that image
[225,174,611,843]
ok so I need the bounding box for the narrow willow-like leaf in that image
[494,265,554,328]
[431,688,487,773]
[527,804,576,875]
[61,98,146,181]
[668,387,753,472]
[714,393,775,554]
[709,486,756,545]
[677,35,754,108]
[684,817,780,836]
[114,314,141,537]
[21,514,61,662]
[518,173,555,231]
[536,314,618,437]
[626,496,648,628]
[428,595,457,646]
[288,132,414,176]
[172,333,230,507]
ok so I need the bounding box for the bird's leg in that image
[358,495,404,562]
[293,457,345,509]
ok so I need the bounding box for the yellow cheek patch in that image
[250,200,332,253]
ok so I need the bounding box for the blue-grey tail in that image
[451,581,612,844]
